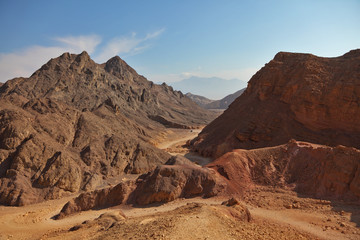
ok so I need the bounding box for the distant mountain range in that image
[186,88,245,109]
[169,76,247,100]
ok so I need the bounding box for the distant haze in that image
[169,76,247,100]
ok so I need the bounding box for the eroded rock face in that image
[0,99,169,206]
[192,49,360,158]
[208,140,360,201]
[131,156,227,205]
[0,52,216,206]
[56,181,135,219]
[57,156,227,218]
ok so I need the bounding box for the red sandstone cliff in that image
[192,49,360,158]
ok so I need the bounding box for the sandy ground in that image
[1,189,358,240]
[0,128,359,240]
[155,128,213,166]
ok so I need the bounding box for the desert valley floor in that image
[0,128,359,240]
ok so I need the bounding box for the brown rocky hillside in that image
[192,49,360,158]
[207,140,360,201]
[0,51,216,206]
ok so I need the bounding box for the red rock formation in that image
[56,181,135,219]
[131,156,227,205]
[207,140,360,201]
[192,49,360,158]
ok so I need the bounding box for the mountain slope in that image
[0,51,216,206]
[186,88,245,109]
[0,52,215,128]
[192,49,360,158]
[185,93,215,108]
[205,88,245,109]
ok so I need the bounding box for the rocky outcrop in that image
[56,181,135,219]
[192,49,360,157]
[68,211,126,232]
[0,52,217,206]
[57,156,227,218]
[207,140,360,201]
[131,156,227,205]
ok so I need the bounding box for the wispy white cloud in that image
[0,35,101,82]
[145,28,165,40]
[94,28,165,62]
[94,36,142,63]
[54,35,102,54]
[0,29,164,82]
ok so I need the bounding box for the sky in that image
[0,0,359,99]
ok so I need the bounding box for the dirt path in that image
[155,129,200,150]
[248,207,348,240]
[156,128,213,166]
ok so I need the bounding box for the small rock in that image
[292,203,300,209]
[222,197,240,206]
[69,225,82,231]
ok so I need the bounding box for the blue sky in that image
[0,0,359,98]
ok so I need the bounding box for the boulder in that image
[132,157,227,205]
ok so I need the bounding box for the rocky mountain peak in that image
[73,51,91,63]
[32,51,94,77]
[59,52,72,60]
[104,55,139,81]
